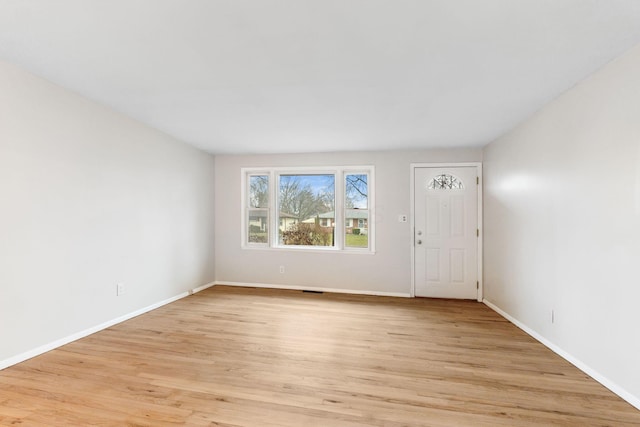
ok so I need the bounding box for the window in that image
[278,173,335,247]
[247,174,269,243]
[242,166,374,252]
[428,173,464,190]
[345,173,369,248]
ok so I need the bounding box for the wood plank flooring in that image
[1,285,639,426]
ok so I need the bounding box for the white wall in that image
[483,44,640,406]
[215,149,482,295]
[0,62,216,365]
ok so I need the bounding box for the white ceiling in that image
[2,1,640,155]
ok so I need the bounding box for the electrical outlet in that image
[398,214,408,223]
[551,309,555,324]
[117,283,126,296]
[279,265,285,274]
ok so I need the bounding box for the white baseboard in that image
[215,281,411,298]
[191,281,216,294]
[483,299,640,411]
[0,281,215,371]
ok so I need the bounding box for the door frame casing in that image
[410,162,483,301]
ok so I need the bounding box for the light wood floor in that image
[1,286,639,426]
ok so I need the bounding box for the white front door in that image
[414,166,479,299]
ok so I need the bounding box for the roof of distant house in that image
[307,210,368,221]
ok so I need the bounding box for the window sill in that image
[241,245,376,255]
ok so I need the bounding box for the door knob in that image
[417,240,422,245]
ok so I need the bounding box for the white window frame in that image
[244,171,271,247]
[241,166,375,253]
